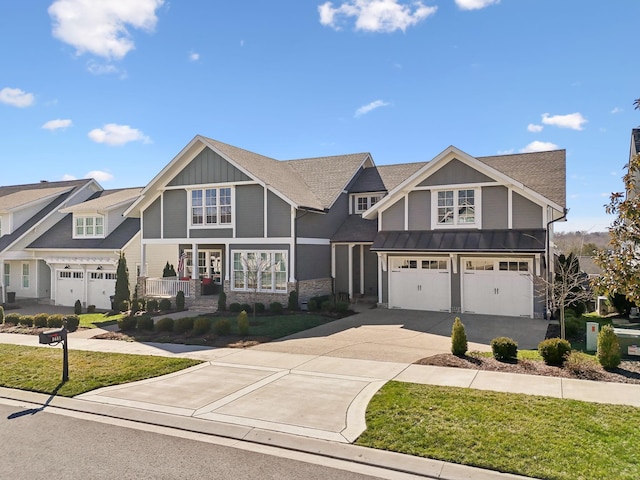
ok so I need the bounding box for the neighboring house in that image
[26,188,142,310]
[124,135,566,318]
[0,179,100,304]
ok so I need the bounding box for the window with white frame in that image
[191,187,232,226]
[231,250,287,292]
[22,263,29,288]
[4,263,9,287]
[75,215,104,238]
[355,194,382,214]
[434,189,478,227]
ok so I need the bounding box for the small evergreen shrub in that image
[64,315,80,332]
[269,301,283,314]
[229,302,242,313]
[5,313,20,325]
[34,313,49,328]
[218,291,227,311]
[159,298,172,311]
[240,303,252,313]
[174,317,195,334]
[451,317,468,356]
[237,310,249,336]
[136,314,154,331]
[214,318,231,335]
[193,317,211,335]
[564,316,581,338]
[288,291,299,311]
[74,299,82,315]
[597,325,621,369]
[564,351,602,379]
[321,300,332,312]
[335,301,349,314]
[18,315,34,327]
[538,338,572,366]
[490,336,518,361]
[118,315,137,332]
[307,299,318,312]
[47,314,64,328]
[118,299,130,312]
[87,305,96,314]
[147,299,159,312]
[254,302,265,314]
[176,291,185,311]
[0,305,4,324]
[131,298,145,314]
[155,317,174,333]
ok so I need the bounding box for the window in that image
[4,263,9,287]
[355,194,382,214]
[499,261,530,272]
[22,263,29,288]
[191,187,232,226]
[75,215,104,237]
[435,189,478,227]
[231,250,287,292]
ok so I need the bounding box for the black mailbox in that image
[39,328,65,345]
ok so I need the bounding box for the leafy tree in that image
[114,252,130,310]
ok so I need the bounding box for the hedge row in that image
[1,312,79,332]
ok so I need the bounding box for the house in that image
[125,135,566,318]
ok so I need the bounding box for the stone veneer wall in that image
[297,278,333,304]
[223,280,296,307]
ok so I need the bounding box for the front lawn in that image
[357,382,640,480]
[78,312,124,329]
[0,344,201,397]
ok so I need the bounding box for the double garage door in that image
[56,270,116,310]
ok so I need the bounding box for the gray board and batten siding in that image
[416,158,494,187]
[332,244,378,297]
[267,190,291,238]
[143,197,161,239]
[381,197,405,231]
[163,189,188,238]
[512,191,543,229]
[296,192,349,239]
[167,147,251,186]
[407,190,430,230]
[236,184,264,238]
[297,244,331,281]
[481,186,508,230]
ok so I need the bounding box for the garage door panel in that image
[88,271,116,310]
[56,270,84,307]
[389,257,450,312]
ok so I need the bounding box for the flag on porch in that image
[178,250,187,274]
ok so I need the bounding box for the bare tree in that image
[241,253,277,317]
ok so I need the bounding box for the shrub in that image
[131,298,145,314]
[570,302,587,318]
[240,303,252,314]
[176,291,185,311]
[218,291,227,311]
[34,313,49,328]
[254,302,265,314]
[136,314,154,331]
[147,299,159,312]
[47,314,64,328]
[118,299,130,312]
[18,315,34,327]
[64,315,80,332]
[159,298,172,312]
[118,315,137,332]
[74,299,82,315]
[237,310,249,336]
[308,299,318,312]
[335,301,349,314]
[87,304,96,314]
[564,351,602,380]
[229,303,242,313]
[451,317,468,356]
[0,305,4,324]
[288,291,299,311]
[565,316,582,338]
[538,338,572,366]
[597,325,621,369]
[490,336,518,361]
[155,317,174,333]
[193,317,211,335]
[321,300,332,312]
[269,301,283,314]
[214,318,231,335]
[174,317,195,334]
[5,313,20,325]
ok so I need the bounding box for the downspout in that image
[546,207,568,319]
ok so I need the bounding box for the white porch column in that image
[225,243,230,281]
[331,243,336,278]
[191,243,198,280]
[0,261,4,304]
[377,253,384,304]
[140,243,147,276]
[289,206,296,282]
[348,244,353,299]
[360,245,364,295]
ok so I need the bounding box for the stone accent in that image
[222,280,291,308]
[297,278,333,304]
[190,278,200,299]
[136,276,147,298]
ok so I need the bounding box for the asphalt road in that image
[0,403,416,480]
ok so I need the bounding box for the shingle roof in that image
[377,162,429,192]
[0,179,90,213]
[60,188,143,214]
[331,215,378,242]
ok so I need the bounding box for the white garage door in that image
[389,257,450,312]
[56,270,84,307]
[462,258,533,317]
[87,271,116,310]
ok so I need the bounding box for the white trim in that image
[160,192,164,239]
[188,186,234,229]
[164,180,257,190]
[430,187,481,229]
[403,193,409,230]
[508,188,513,229]
[263,186,268,238]
[331,243,336,278]
[141,237,295,245]
[297,237,330,245]
[289,206,296,282]
[359,245,364,295]
[348,244,353,299]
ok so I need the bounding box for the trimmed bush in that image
[288,291,299,311]
[564,351,601,379]
[237,310,249,336]
[34,313,49,328]
[307,299,318,312]
[451,317,468,356]
[47,314,64,328]
[229,303,242,313]
[538,338,572,366]
[87,304,96,314]
[118,315,137,332]
[240,303,252,314]
[0,305,4,324]
[146,299,159,312]
[155,317,174,333]
[193,317,211,335]
[136,314,154,331]
[320,300,332,312]
[597,325,621,369]
[335,301,349,314]
[565,316,581,338]
[490,336,518,361]
[5,313,20,325]
[131,298,145,314]
[214,318,231,335]
[269,301,283,314]
[176,291,185,311]
[159,298,172,312]
[174,317,195,334]
[218,291,227,311]
[18,315,34,327]
[118,299,130,312]
[64,315,80,332]
[254,302,265,314]
[74,299,82,315]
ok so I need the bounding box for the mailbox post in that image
[39,324,68,382]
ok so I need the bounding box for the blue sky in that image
[1,0,638,233]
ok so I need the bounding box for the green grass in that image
[0,344,201,397]
[222,313,332,338]
[78,312,124,329]
[357,382,640,480]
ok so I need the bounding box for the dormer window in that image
[75,215,104,238]
[355,194,382,214]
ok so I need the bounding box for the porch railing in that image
[146,278,191,298]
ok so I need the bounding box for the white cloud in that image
[455,0,500,10]
[520,141,559,153]
[497,149,514,155]
[48,0,164,60]
[319,0,437,32]
[85,170,114,182]
[87,61,120,75]
[61,174,77,181]
[541,112,587,131]
[189,51,200,61]
[0,87,35,107]
[355,99,390,117]
[527,123,543,133]
[88,123,151,146]
[610,107,622,114]
[42,119,72,131]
